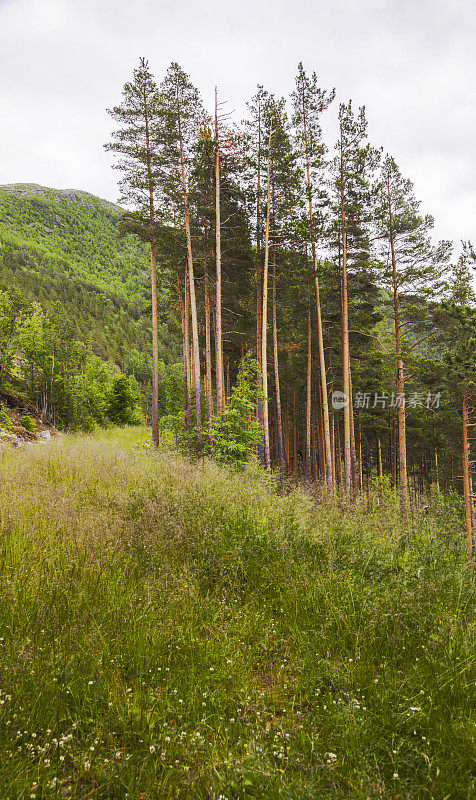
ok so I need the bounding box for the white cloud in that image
[0,0,475,254]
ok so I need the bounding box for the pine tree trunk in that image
[178,272,189,429]
[311,403,317,485]
[143,97,160,445]
[293,388,298,481]
[387,179,409,518]
[215,90,225,417]
[462,395,474,564]
[336,418,343,490]
[149,239,160,445]
[358,409,363,493]
[300,98,333,495]
[180,268,192,428]
[316,387,325,482]
[377,435,383,497]
[339,139,352,500]
[272,248,285,491]
[177,101,202,447]
[226,360,230,404]
[349,370,358,496]
[330,410,336,490]
[204,258,213,447]
[470,474,475,552]
[284,386,290,468]
[255,100,265,464]
[305,299,312,482]
[261,122,273,470]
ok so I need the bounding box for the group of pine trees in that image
[106,59,476,562]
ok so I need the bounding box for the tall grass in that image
[0,429,474,799]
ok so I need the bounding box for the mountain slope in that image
[0,183,180,366]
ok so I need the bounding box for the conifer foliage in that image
[106,59,476,561]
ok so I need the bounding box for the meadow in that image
[0,429,474,799]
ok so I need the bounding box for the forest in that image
[0,184,185,428]
[105,59,475,559]
[0,56,475,800]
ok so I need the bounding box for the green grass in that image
[0,430,474,799]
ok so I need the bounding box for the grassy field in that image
[0,429,474,799]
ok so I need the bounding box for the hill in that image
[0,429,474,798]
[0,183,180,367]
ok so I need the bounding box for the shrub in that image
[0,406,12,431]
[212,354,262,469]
[20,413,36,433]
[105,374,136,426]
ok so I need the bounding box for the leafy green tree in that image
[212,354,262,469]
[106,374,137,426]
[0,287,24,385]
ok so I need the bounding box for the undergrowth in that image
[0,429,474,799]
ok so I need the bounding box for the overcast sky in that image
[1,0,475,257]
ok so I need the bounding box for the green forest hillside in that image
[0,183,180,366]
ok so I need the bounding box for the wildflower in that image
[393,773,399,779]
[84,761,91,770]
[149,745,156,753]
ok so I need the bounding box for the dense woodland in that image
[0,184,185,428]
[105,59,475,559]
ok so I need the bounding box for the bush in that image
[212,354,262,469]
[20,414,36,433]
[105,374,137,426]
[0,407,12,431]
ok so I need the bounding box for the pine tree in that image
[292,62,335,495]
[374,154,451,517]
[260,96,302,477]
[158,62,206,447]
[439,255,476,562]
[105,58,162,444]
[330,102,378,498]
[245,85,270,465]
